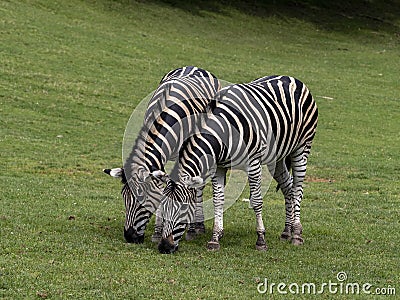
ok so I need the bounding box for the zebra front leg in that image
[248,159,267,251]
[185,224,196,241]
[290,149,309,246]
[207,168,226,251]
[151,207,163,243]
[273,159,294,241]
[186,186,205,240]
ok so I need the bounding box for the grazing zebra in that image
[153,75,318,253]
[105,66,221,243]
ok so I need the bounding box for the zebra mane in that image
[205,84,230,114]
[163,180,197,204]
[125,66,222,183]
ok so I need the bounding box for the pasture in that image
[1,0,399,298]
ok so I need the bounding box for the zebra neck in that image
[174,137,220,182]
[125,132,166,174]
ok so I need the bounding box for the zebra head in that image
[151,171,201,254]
[104,167,163,243]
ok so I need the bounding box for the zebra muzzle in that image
[124,227,144,244]
[158,235,178,254]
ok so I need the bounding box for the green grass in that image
[1,0,399,298]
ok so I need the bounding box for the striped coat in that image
[106,66,221,243]
[154,75,318,253]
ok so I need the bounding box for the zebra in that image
[152,75,318,253]
[104,66,221,244]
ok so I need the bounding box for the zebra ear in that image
[151,170,170,184]
[104,168,127,184]
[135,166,152,183]
[103,168,123,178]
[184,176,204,189]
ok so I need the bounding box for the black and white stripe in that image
[155,75,318,252]
[119,66,221,243]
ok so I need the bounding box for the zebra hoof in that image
[255,243,268,251]
[185,229,197,241]
[195,223,206,235]
[291,235,304,246]
[280,231,292,241]
[151,232,162,243]
[207,241,220,251]
[256,233,268,251]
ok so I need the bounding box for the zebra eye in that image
[135,185,144,196]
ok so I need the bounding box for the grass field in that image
[1,0,399,298]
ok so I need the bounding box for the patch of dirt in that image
[305,176,334,183]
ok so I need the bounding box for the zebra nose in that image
[124,227,144,244]
[158,235,178,254]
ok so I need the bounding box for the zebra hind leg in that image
[248,159,267,251]
[292,223,303,246]
[288,147,309,246]
[273,159,294,242]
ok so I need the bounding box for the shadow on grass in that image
[147,0,400,35]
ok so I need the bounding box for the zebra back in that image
[178,75,318,178]
[158,75,318,252]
